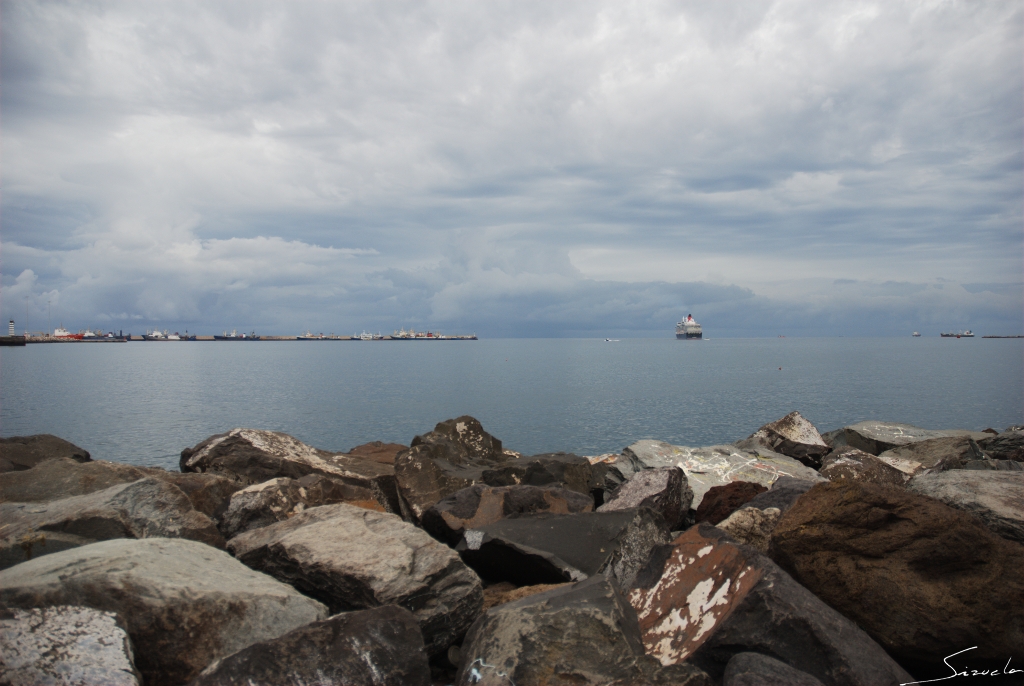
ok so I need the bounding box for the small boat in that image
[912,332,921,337]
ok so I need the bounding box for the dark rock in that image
[822,421,988,455]
[346,440,408,464]
[456,508,670,588]
[908,471,1024,543]
[0,605,142,686]
[978,430,1024,461]
[876,435,985,477]
[0,538,328,686]
[393,417,515,521]
[820,446,909,487]
[150,471,241,521]
[694,481,767,524]
[724,653,824,686]
[624,440,823,509]
[188,605,431,686]
[0,478,225,569]
[0,435,90,473]
[597,467,693,530]
[586,451,646,495]
[742,411,830,467]
[629,523,912,686]
[180,428,400,514]
[455,576,712,686]
[481,452,600,498]
[741,476,818,514]
[715,506,781,552]
[227,503,482,656]
[481,582,569,611]
[961,458,1024,470]
[422,484,593,546]
[769,480,1024,678]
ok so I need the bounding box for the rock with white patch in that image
[714,507,781,553]
[741,411,830,467]
[0,606,141,686]
[188,605,431,686]
[623,440,823,509]
[907,470,1024,543]
[822,421,989,456]
[819,447,910,487]
[597,467,692,530]
[628,524,912,686]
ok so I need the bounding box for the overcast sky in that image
[2,1,1021,337]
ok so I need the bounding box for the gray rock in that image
[0,478,225,570]
[586,451,646,495]
[598,467,692,530]
[456,508,670,588]
[741,477,819,514]
[978,430,1024,461]
[743,411,830,467]
[724,652,824,686]
[227,503,482,656]
[624,441,823,509]
[629,524,912,686]
[715,507,781,553]
[0,605,141,686]
[876,435,985,477]
[0,435,90,473]
[820,447,910,487]
[180,428,400,514]
[908,470,1024,543]
[961,458,1024,471]
[822,421,989,455]
[189,605,431,686]
[481,452,600,498]
[455,576,712,686]
[0,538,328,686]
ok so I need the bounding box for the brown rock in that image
[0,435,90,473]
[820,447,909,487]
[694,481,767,525]
[907,470,1024,544]
[769,480,1024,678]
[481,582,569,611]
[715,506,781,553]
[481,452,600,497]
[978,430,1024,461]
[346,440,408,464]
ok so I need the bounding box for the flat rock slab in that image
[456,508,670,588]
[0,538,327,686]
[0,478,224,570]
[744,411,829,466]
[345,440,409,464]
[823,421,989,455]
[694,481,766,524]
[0,435,90,473]
[978,430,1024,461]
[876,435,984,476]
[422,484,593,546]
[0,605,141,686]
[180,428,400,514]
[227,503,482,656]
[598,467,692,530]
[715,507,781,553]
[724,652,824,686]
[456,576,711,686]
[769,480,1024,679]
[908,470,1024,543]
[628,524,912,686]
[624,441,822,509]
[189,605,431,686]
[820,447,909,487]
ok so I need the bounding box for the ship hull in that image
[675,332,703,339]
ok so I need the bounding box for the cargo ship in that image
[675,314,703,340]
[214,330,261,340]
[940,330,974,338]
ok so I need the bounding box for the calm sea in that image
[1,338,1021,470]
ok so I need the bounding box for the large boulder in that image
[978,430,1024,461]
[907,471,1024,543]
[481,452,601,498]
[741,476,818,514]
[218,473,386,538]
[0,435,90,473]
[597,467,692,530]
[455,576,711,686]
[0,478,225,569]
[624,440,823,509]
[628,524,912,686]
[819,447,909,487]
[188,605,431,686]
[586,451,646,496]
[0,538,328,686]
[421,484,593,546]
[822,421,989,455]
[714,506,781,553]
[694,481,766,524]
[180,428,400,514]
[769,480,1024,679]
[227,503,482,656]
[741,411,830,467]
[393,417,516,521]
[0,605,142,686]
[875,435,984,477]
[455,508,670,588]
[723,653,824,686]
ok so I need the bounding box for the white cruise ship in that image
[675,314,703,340]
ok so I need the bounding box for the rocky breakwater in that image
[1,413,1022,685]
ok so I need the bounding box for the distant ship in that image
[940,330,974,338]
[676,314,703,340]
[912,332,921,337]
[214,329,261,340]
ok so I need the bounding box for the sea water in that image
[1,337,1021,469]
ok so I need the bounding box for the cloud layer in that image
[2,0,1021,336]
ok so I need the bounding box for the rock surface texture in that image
[628,524,912,686]
[876,435,984,476]
[180,428,400,513]
[346,440,408,464]
[422,484,593,546]
[740,476,818,514]
[597,467,692,530]
[189,605,431,686]
[694,481,767,524]
[822,421,988,455]
[0,605,141,686]
[769,480,1024,678]
[0,538,328,686]
[907,470,1024,543]
[723,652,825,686]
[977,430,1024,461]
[455,576,712,686]
[819,447,909,486]
[0,478,225,569]
[714,507,781,553]
[481,452,600,497]
[227,503,482,656]
[743,411,830,467]
[624,441,822,509]
[0,435,90,473]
